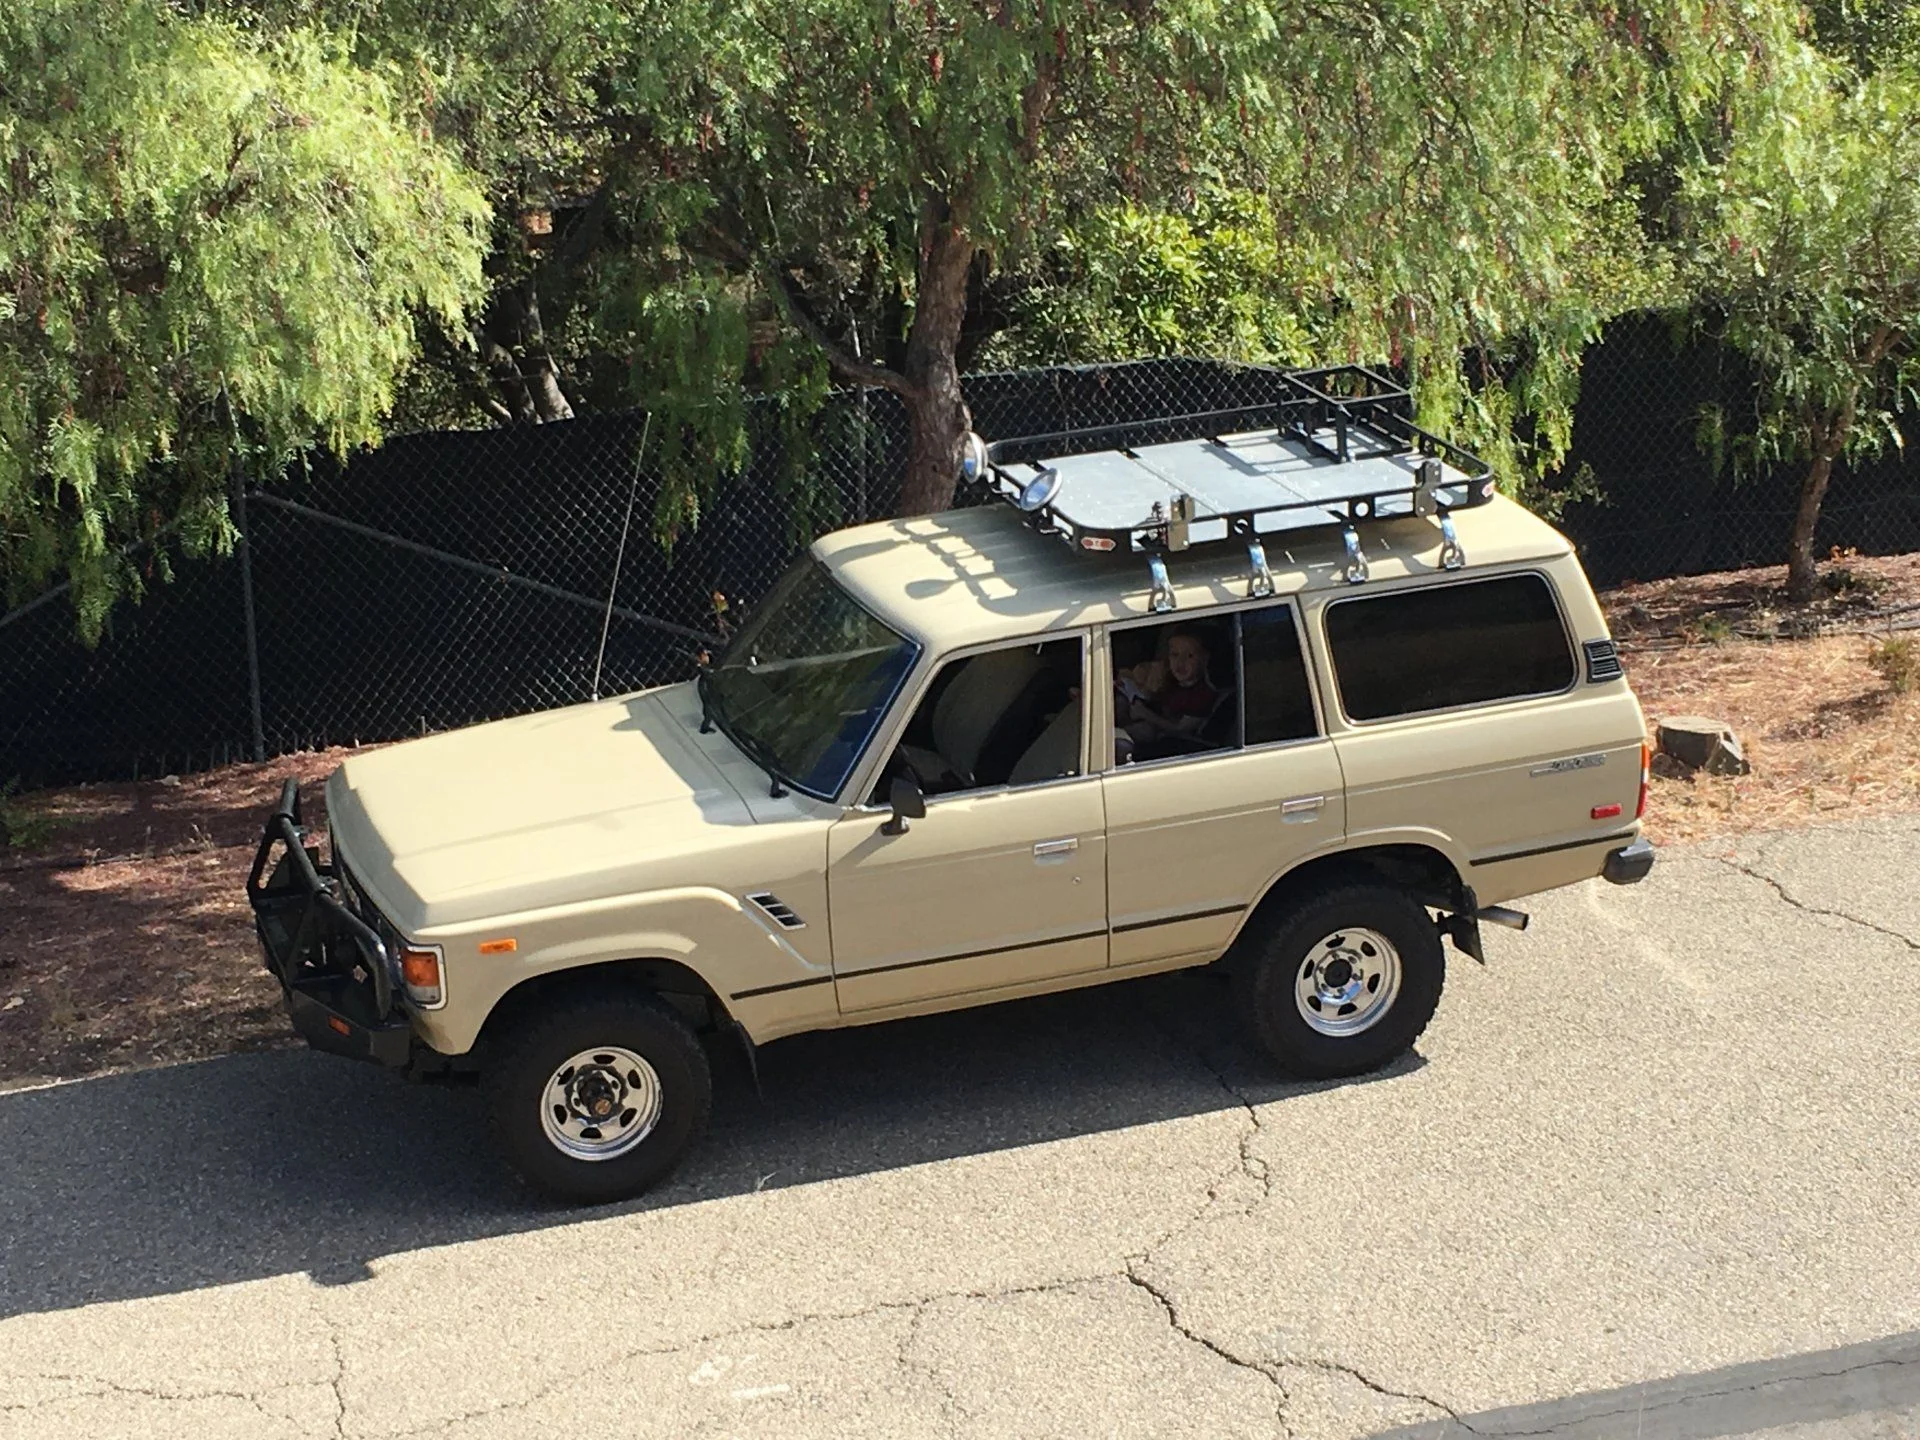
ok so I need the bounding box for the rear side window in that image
[1325,574,1575,722]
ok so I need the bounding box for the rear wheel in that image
[485,987,712,1204]
[1234,882,1445,1079]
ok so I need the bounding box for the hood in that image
[326,688,755,931]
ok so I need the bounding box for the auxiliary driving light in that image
[1018,467,1062,513]
[960,430,989,484]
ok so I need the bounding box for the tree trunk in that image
[895,216,976,516]
[479,280,575,424]
[1784,447,1838,602]
[1785,392,1856,603]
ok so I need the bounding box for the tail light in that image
[1635,740,1651,820]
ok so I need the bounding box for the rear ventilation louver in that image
[1583,639,1624,683]
[747,893,807,930]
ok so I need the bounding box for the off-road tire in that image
[1234,882,1446,1079]
[485,987,712,1205]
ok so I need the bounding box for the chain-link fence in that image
[4,349,1917,788]
[1559,314,1920,585]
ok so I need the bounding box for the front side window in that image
[705,559,917,798]
[874,637,1084,801]
[1325,573,1576,722]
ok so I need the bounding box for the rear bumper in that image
[247,777,415,1068]
[1603,836,1657,886]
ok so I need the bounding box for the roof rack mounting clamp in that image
[1413,456,1443,518]
[1438,510,1465,570]
[1341,524,1369,585]
[1167,493,1195,552]
[1147,555,1176,613]
[1246,540,1275,599]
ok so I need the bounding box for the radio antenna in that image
[590,412,651,702]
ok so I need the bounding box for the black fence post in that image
[231,463,266,762]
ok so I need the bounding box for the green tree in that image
[984,189,1321,369]
[0,0,489,633]
[213,2,1804,523]
[671,1,1802,517]
[1686,51,1920,599]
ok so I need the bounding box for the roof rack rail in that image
[970,366,1497,583]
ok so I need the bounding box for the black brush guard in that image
[246,777,413,1067]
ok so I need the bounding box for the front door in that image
[827,636,1107,1013]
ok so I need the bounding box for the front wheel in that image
[1234,882,1446,1079]
[485,987,712,1204]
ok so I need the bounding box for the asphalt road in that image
[2,813,1917,1439]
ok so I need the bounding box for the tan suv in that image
[248,367,1653,1203]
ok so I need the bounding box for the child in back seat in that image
[1118,629,1219,759]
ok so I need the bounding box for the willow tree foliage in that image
[650,0,1782,517]
[212,0,1814,525]
[0,0,489,633]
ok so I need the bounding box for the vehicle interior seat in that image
[1007,695,1083,785]
[899,645,1045,788]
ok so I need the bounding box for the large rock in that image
[1658,715,1752,776]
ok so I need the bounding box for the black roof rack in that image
[967,365,1496,606]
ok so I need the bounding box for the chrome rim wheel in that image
[1294,928,1402,1037]
[539,1046,664,1162]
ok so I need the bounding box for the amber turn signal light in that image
[399,946,444,1007]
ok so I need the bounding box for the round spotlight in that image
[959,430,989,484]
[1018,467,1062,513]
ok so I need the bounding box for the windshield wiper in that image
[728,725,790,800]
[695,664,716,734]
[702,674,789,799]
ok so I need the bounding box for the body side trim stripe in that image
[764,903,1251,994]
[1112,903,1246,935]
[838,928,1109,981]
[730,974,835,1000]
[1470,830,1638,867]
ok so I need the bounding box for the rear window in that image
[1325,574,1575,722]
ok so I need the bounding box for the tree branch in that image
[764,263,918,397]
[687,209,914,396]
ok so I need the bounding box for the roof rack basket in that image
[970,366,1496,580]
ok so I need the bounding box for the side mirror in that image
[879,774,926,836]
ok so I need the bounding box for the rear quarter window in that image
[1325,573,1576,722]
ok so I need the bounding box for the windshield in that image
[706,558,918,799]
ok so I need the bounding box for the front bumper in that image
[1603,836,1657,886]
[246,777,414,1068]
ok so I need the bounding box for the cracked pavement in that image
[2,813,1918,1438]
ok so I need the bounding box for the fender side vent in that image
[747,892,807,930]
[1583,639,1624,683]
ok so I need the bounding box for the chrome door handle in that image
[1280,795,1325,815]
[1033,837,1079,857]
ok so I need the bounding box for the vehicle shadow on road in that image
[0,968,1419,1321]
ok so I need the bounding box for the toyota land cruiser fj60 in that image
[248,367,1654,1203]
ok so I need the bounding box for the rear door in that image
[1101,601,1346,968]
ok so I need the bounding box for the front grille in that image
[338,860,402,956]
